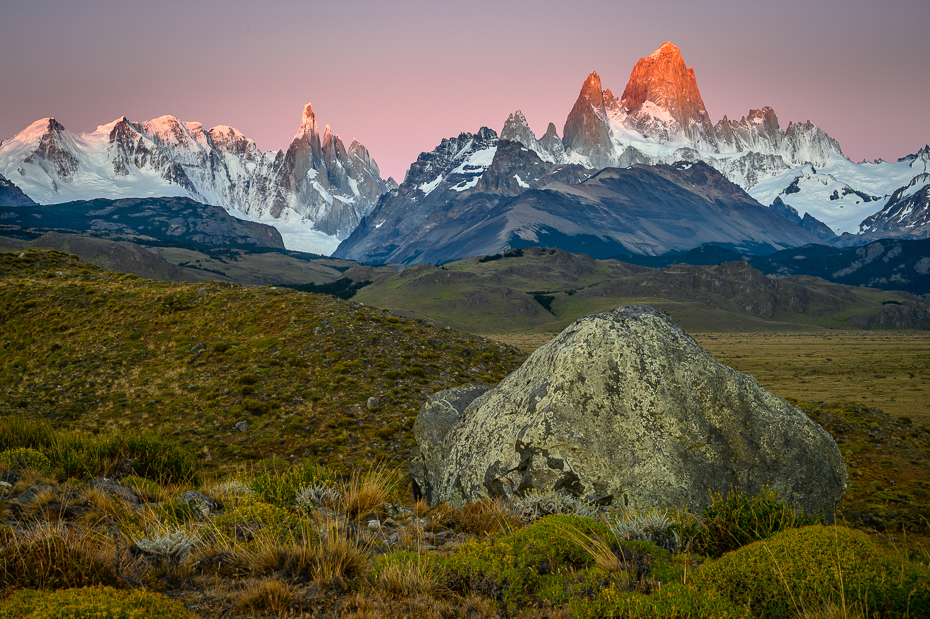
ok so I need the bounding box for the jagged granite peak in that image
[562,71,614,168]
[501,111,562,165]
[0,102,389,254]
[620,41,717,151]
[538,122,566,162]
[715,107,783,154]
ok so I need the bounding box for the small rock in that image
[0,481,11,496]
[18,485,56,504]
[87,478,139,504]
[367,519,382,529]
[313,327,323,335]
[179,490,223,516]
[189,343,205,354]
[426,338,442,348]
[366,397,381,411]
[18,252,26,259]
[235,419,250,432]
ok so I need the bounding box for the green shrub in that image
[247,462,336,510]
[0,447,51,472]
[0,585,197,618]
[694,525,930,618]
[45,430,200,485]
[0,537,121,590]
[569,582,748,619]
[0,416,55,450]
[441,515,613,610]
[213,502,311,543]
[680,486,819,557]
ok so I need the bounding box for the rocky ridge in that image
[0,104,391,254]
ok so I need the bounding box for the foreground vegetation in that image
[2,250,930,616]
[0,416,927,618]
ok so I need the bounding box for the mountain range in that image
[0,104,390,254]
[1,42,929,259]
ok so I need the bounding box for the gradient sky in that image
[2,0,929,182]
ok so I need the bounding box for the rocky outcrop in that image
[411,305,847,520]
[410,382,494,503]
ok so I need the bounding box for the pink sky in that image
[2,0,929,182]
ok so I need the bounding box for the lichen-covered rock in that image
[410,382,493,503]
[413,305,847,520]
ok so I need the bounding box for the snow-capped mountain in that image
[537,42,930,240]
[0,104,390,254]
[333,128,823,265]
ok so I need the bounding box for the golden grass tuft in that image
[235,577,300,617]
[339,464,398,521]
[312,516,372,588]
[375,553,443,598]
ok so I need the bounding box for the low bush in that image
[248,462,336,510]
[441,514,615,611]
[679,485,819,557]
[0,585,197,618]
[0,447,51,472]
[0,535,120,590]
[694,525,930,618]
[212,501,310,543]
[570,582,749,619]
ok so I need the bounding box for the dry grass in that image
[312,516,372,588]
[339,465,398,521]
[235,577,301,617]
[375,553,443,598]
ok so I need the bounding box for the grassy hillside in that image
[350,247,921,334]
[0,250,525,476]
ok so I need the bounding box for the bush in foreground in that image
[694,525,930,618]
[0,586,197,619]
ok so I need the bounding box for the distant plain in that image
[484,330,930,422]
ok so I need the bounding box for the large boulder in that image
[410,305,847,520]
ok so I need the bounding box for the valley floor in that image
[483,330,930,423]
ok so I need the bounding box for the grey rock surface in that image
[409,382,493,503]
[179,490,223,515]
[412,305,847,520]
[87,478,139,504]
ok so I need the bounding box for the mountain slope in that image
[0,173,36,206]
[341,247,926,334]
[0,105,390,254]
[334,131,822,264]
[0,196,285,249]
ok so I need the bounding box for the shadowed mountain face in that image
[0,196,285,249]
[334,139,822,265]
[0,174,36,206]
